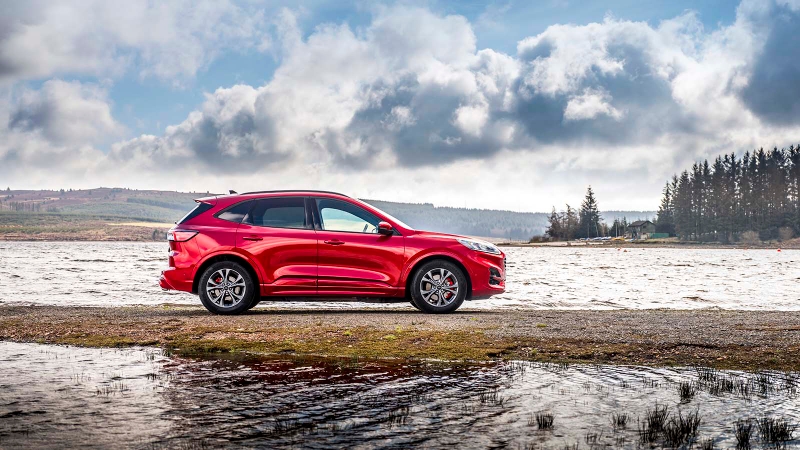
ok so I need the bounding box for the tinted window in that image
[317,198,380,233]
[177,202,213,224]
[249,198,307,229]
[216,200,253,223]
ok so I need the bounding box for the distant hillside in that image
[363,199,549,240]
[0,188,201,222]
[0,188,654,240]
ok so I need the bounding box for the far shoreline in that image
[498,240,800,250]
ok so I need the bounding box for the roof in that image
[628,220,653,227]
[241,189,349,197]
[194,190,350,203]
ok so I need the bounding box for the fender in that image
[192,248,265,284]
[400,248,465,286]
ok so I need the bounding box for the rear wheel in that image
[410,260,467,314]
[198,261,255,315]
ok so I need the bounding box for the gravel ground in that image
[1,306,799,370]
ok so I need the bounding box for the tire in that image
[410,260,467,314]
[198,261,256,315]
[247,297,262,310]
[409,300,421,311]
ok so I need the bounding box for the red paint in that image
[160,191,506,302]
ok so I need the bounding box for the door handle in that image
[242,236,263,241]
[324,239,345,246]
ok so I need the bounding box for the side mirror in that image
[378,221,394,236]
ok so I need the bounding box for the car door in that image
[235,196,317,296]
[313,197,405,296]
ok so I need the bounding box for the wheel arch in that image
[404,254,472,300]
[192,252,261,295]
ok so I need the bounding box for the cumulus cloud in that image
[2,0,800,211]
[0,0,270,85]
[563,89,623,122]
[8,80,123,145]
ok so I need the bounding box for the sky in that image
[1,0,799,212]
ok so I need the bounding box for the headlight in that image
[457,238,501,255]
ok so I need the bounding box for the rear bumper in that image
[160,268,193,292]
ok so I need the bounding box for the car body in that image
[160,190,506,314]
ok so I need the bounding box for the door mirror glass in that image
[378,221,394,236]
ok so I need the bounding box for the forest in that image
[655,146,800,242]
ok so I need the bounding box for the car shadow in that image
[244,308,502,316]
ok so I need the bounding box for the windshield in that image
[357,200,413,230]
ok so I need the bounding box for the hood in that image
[413,230,476,241]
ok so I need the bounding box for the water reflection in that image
[1,342,798,449]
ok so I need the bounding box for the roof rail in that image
[240,189,350,197]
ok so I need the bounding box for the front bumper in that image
[464,253,506,300]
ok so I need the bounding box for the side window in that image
[249,197,307,229]
[317,198,380,233]
[216,200,253,223]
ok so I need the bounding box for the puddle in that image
[1,342,798,448]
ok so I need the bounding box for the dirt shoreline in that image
[2,306,799,370]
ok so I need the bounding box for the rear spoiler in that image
[194,195,218,206]
[193,190,237,206]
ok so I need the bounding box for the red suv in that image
[160,191,505,314]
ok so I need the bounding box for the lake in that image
[0,242,797,310]
[1,341,797,448]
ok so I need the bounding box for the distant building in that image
[628,220,655,239]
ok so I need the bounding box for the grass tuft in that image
[734,419,754,450]
[611,412,629,430]
[678,380,697,403]
[757,416,796,446]
[534,412,554,429]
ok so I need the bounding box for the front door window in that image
[317,199,381,234]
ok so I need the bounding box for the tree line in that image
[656,146,800,242]
[544,186,631,240]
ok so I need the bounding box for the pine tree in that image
[545,208,563,240]
[789,145,800,234]
[674,171,692,239]
[578,186,602,238]
[564,204,579,240]
[656,182,675,235]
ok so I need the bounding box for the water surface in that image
[0,242,798,310]
[1,342,798,449]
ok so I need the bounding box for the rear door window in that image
[248,197,308,229]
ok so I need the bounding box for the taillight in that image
[167,230,198,242]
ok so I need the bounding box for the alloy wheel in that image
[419,268,459,307]
[205,268,247,308]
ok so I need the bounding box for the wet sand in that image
[1,306,799,371]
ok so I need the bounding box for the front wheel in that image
[410,260,467,314]
[198,262,256,315]
[247,297,262,310]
